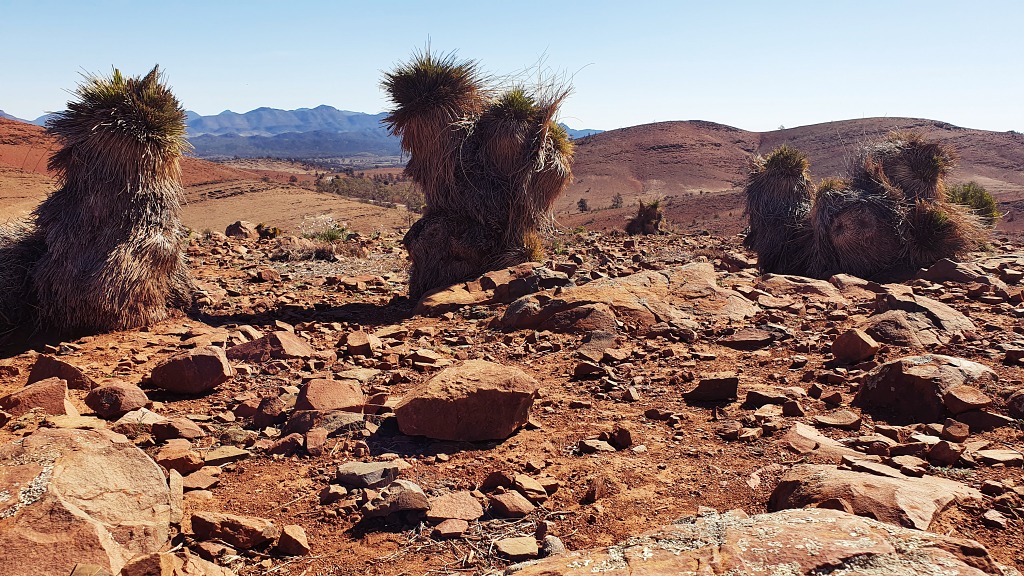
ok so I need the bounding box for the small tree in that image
[947,181,1000,226]
[577,198,590,212]
[611,192,623,209]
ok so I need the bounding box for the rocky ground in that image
[1,221,1023,576]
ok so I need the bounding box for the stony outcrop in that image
[0,428,172,576]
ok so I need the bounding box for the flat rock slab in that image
[0,376,78,418]
[336,460,403,488]
[0,428,171,576]
[778,422,861,462]
[226,331,313,363]
[512,508,1002,575]
[27,354,96,390]
[191,511,280,550]
[426,491,484,522]
[683,372,738,402]
[768,463,982,530]
[394,360,537,441]
[501,262,757,336]
[855,355,997,424]
[718,328,774,350]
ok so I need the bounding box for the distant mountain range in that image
[0,104,602,160]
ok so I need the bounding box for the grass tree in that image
[0,66,193,344]
[382,50,573,299]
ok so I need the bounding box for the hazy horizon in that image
[2,0,1022,134]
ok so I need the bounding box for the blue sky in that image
[1,0,1021,132]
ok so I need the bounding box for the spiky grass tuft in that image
[906,200,983,268]
[810,183,904,279]
[857,130,956,203]
[742,134,987,281]
[625,199,664,235]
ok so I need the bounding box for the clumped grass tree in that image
[0,66,193,343]
[625,199,664,235]
[743,132,987,280]
[382,50,573,299]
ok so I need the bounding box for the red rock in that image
[942,385,992,415]
[768,464,981,530]
[394,360,537,441]
[831,329,879,364]
[489,491,535,518]
[295,378,364,412]
[813,410,862,431]
[152,417,206,442]
[433,518,469,538]
[854,355,996,424]
[276,524,311,556]
[512,508,1003,576]
[426,491,484,522]
[84,381,149,419]
[0,377,77,418]
[344,330,382,357]
[0,428,171,576]
[267,432,304,456]
[225,220,258,239]
[719,328,774,351]
[149,346,233,395]
[495,536,539,560]
[683,372,738,402]
[182,470,220,491]
[226,331,313,363]
[27,354,96,390]
[155,445,204,475]
[305,427,328,456]
[190,511,280,550]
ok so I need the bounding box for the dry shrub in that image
[383,50,573,299]
[906,200,983,268]
[742,146,814,274]
[625,199,664,236]
[1,66,193,342]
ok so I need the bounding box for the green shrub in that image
[946,181,1000,226]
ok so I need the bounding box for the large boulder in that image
[854,355,996,424]
[394,360,537,441]
[149,346,234,395]
[769,464,982,531]
[0,428,172,576]
[512,508,1003,575]
[84,381,150,419]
